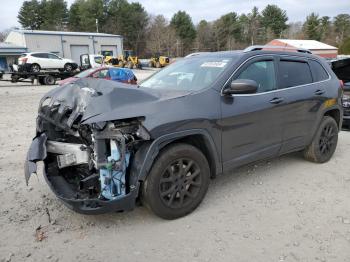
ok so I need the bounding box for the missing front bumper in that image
[24,133,139,214]
[43,167,139,214]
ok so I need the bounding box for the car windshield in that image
[140,57,233,91]
[75,68,97,78]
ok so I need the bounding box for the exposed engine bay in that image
[42,119,148,201]
[25,79,151,213]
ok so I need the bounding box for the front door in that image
[47,53,63,69]
[220,56,283,171]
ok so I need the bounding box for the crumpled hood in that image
[39,78,190,128]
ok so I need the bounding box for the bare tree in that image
[146,15,178,57]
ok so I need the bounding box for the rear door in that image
[275,56,328,153]
[31,53,46,68]
[37,53,50,69]
[221,55,283,170]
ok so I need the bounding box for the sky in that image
[1,0,349,31]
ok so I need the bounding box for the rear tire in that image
[43,75,56,85]
[303,116,338,163]
[31,63,41,73]
[142,143,210,219]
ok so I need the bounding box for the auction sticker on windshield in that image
[200,61,227,68]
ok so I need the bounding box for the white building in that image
[4,30,123,65]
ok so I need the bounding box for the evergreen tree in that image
[261,5,288,39]
[170,11,196,55]
[303,13,322,40]
[17,0,43,29]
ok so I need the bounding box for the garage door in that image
[70,45,90,64]
[101,45,118,57]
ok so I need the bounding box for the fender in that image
[129,129,222,185]
[307,103,342,145]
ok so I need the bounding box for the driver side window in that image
[236,60,276,93]
[48,54,60,59]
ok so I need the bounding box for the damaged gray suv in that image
[25,46,343,219]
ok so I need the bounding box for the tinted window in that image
[309,60,329,82]
[237,60,276,93]
[32,53,48,58]
[279,60,312,89]
[48,54,60,59]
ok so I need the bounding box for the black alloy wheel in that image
[304,116,338,163]
[159,158,202,209]
[142,143,210,219]
[319,123,337,156]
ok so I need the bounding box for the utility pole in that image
[96,19,99,33]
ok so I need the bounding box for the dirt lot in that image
[0,69,350,262]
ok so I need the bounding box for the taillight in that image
[340,80,344,89]
[20,57,28,63]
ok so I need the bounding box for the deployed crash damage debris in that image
[25,78,150,213]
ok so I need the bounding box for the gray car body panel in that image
[24,50,343,214]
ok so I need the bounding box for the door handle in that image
[315,89,325,95]
[269,97,284,104]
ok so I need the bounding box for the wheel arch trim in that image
[130,129,222,183]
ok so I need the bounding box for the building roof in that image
[0,42,27,54]
[274,39,338,50]
[12,29,122,38]
[0,42,26,49]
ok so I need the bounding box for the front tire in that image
[304,116,338,163]
[142,143,210,219]
[64,63,73,72]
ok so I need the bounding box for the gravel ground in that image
[0,69,350,262]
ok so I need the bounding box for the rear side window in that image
[237,60,276,93]
[32,53,48,58]
[278,60,312,89]
[309,60,329,82]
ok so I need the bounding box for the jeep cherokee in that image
[25,46,343,219]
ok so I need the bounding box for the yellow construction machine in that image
[103,50,142,69]
[148,54,170,68]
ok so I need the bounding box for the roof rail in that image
[244,45,312,54]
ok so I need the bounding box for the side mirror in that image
[223,79,258,95]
